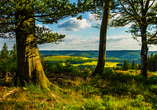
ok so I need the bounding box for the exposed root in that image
[0,87,21,101]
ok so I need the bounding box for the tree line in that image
[0,43,17,78]
[121,60,141,71]
[121,53,157,72]
[147,53,157,72]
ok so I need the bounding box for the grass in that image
[1,55,157,109]
[44,56,119,67]
[44,56,92,62]
[70,61,119,67]
[1,68,157,109]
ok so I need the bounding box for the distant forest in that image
[39,50,157,64]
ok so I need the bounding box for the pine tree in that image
[0,43,9,78]
[138,63,141,70]
[9,44,17,75]
[131,60,136,69]
[10,44,17,61]
[122,60,128,71]
[127,61,131,69]
[0,43,9,60]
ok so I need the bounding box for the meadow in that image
[0,55,157,109]
[44,55,120,68]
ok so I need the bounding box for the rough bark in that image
[93,1,111,76]
[140,24,148,78]
[14,9,52,89]
[139,6,148,78]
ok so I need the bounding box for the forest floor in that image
[0,69,157,110]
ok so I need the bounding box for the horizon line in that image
[39,49,156,51]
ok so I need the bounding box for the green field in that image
[44,55,120,67]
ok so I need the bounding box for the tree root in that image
[0,87,21,101]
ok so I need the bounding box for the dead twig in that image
[1,87,21,100]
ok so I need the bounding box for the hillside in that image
[40,50,157,64]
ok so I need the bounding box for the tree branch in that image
[119,0,134,16]
[147,31,157,42]
[139,0,144,14]
[145,0,150,12]
[129,0,140,17]
[147,0,155,11]
[0,0,9,6]
[33,0,68,18]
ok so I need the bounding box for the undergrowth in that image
[0,62,157,109]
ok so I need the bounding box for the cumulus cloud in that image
[87,13,98,22]
[36,24,43,27]
[57,12,101,31]
[58,18,91,31]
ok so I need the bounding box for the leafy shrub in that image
[102,67,114,78]
[152,98,157,109]
[82,85,101,97]
[149,84,157,93]
[77,65,95,70]
[64,60,79,76]
[102,95,114,109]
[83,100,104,110]
[81,67,93,78]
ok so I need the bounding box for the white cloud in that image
[38,34,144,50]
[36,24,43,27]
[36,24,49,29]
[45,25,49,29]
[58,18,91,31]
[106,35,141,50]
[87,13,98,22]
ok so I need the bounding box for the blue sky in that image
[1,2,156,51]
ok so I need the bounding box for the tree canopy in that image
[0,0,90,43]
[0,0,94,88]
[109,0,157,78]
[110,0,157,43]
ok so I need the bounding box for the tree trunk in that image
[93,1,111,76]
[2,71,8,79]
[140,24,148,78]
[14,9,52,89]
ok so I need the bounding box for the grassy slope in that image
[1,55,157,109]
[0,69,157,109]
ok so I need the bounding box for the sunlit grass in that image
[44,55,120,68]
[44,55,91,61]
[1,55,157,109]
[71,61,119,67]
[115,70,157,77]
